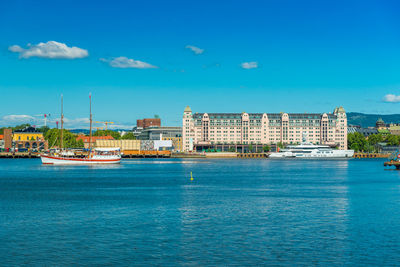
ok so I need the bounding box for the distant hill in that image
[347,112,400,127]
[69,129,90,135]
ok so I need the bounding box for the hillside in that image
[347,112,400,127]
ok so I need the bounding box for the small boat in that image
[384,151,400,169]
[41,94,121,165]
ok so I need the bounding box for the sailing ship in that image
[40,94,121,165]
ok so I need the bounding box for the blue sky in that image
[1,0,400,128]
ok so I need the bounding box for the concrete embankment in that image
[0,151,391,159]
[172,152,267,158]
[0,152,39,158]
[353,153,390,159]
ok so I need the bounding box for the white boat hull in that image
[269,150,354,158]
[41,155,121,165]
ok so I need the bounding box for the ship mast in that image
[89,93,92,151]
[60,94,64,150]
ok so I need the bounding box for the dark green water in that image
[0,158,399,266]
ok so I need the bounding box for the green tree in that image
[364,143,375,153]
[277,142,284,149]
[121,132,136,140]
[37,126,50,136]
[93,129,121,140]
[45,129,84,148]
[367,134,383,146]
[262,145,270,152]
[248,144,253,152]
[348,132,367,152]
[385,134,400,146]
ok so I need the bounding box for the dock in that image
[353,153,390,159]
[237,153,268,158]
[0,152,39,158]
[122,150,171,158]
[384,160,400,169]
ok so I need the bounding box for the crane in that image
[94,121,114,130]
[33,114,51,127]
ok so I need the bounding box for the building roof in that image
[76,135,114,142]
[184,106,192,113]
[192,112,337,120]
[334,106,345,113]
[348,126,378,136]
[14,126,42,133]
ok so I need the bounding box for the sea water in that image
[0,158,399,266]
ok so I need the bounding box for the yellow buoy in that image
[190,171,193,181]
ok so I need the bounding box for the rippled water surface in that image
[1,158,400,266]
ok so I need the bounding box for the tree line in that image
[348,132,400,152]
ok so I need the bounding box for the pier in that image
[384,160,400,169]
[0,152,39,158]
[237,153,268,158]
[122,150,171,158]
[353,153,390,159]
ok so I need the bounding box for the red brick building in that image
[137,118,161,129]
[76,135,114,149]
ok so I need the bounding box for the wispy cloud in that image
[62,117,90,128]
[8,41,88,59]
[0,115,35,126]
[383,94,400,103]
[108,123,135,129]
[100,57,157,69]
[0,114,134,129]
[185,45,204,55]
[241,62,258,69]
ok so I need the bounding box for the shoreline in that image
[0,152,390,159]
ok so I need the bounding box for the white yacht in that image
[269,134,354,159]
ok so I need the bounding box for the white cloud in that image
[383,94,400,103]
[0,115,35,127]
[1,115,35,122]
[241,62,258,69]
[8,41,88,59]
[108,123,135,129]
[0,114,133,129]
[100,57,157,69]
[185,45,204,55]
[62,117,90,127]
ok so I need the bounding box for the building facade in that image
[137,126,182,141]
[0,135,4,151]
[162,137,183,152]
[137,118,161,129]
[182,106,348,151]
[12,127,48,151]
[76,135,114,149]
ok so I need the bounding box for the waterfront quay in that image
[0,152,39,158]
[0,151,390,159]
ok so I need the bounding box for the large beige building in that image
[182,106,348,151]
